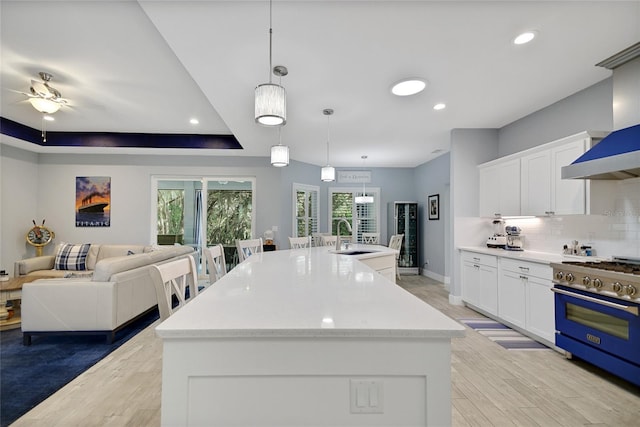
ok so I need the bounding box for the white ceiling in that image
[1,1,638,167]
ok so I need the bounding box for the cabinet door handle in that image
[519,266,529,271]
[474,264,480,269]
[473,257,481,262]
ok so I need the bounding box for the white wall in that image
[1,145,39,273]
[449,129,499,301]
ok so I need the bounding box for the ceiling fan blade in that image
[30,80,52,97]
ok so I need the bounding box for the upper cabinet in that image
[479,158,521,217]
[480,131,616,217]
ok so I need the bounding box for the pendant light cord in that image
[326,113,331,165]
[268,0,273,84]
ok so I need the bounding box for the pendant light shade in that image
[256,83,286,126]
[271,127,289,167]
[321,108,335,182]
[321,165,335,182]
[255,0,286,127]
[355,155,374,204]
[271,144,289,167]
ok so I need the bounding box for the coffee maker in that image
[505,226,524,251]
[486,218,506,248]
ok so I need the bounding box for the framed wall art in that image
[428,194,440,220]
[76,176,111,227]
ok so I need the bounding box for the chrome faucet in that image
[336,218,352,250]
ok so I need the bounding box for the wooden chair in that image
[388,234,404,280]
[203,244,227,286]
[149,255,199,321]
[319,235,338,248]
[361,232,380,244]
[288,236,311,249]
[236,238,263,263]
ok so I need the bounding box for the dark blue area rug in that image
[0,309,159,427]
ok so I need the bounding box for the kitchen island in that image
[156,245,465,426]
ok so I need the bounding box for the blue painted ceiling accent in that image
[0,117,242,150]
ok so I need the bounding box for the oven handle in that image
[551,287,639,316]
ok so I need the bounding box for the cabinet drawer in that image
[500,258,551,280]
[461,252,497,268]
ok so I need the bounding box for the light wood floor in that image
[11,276,640,426]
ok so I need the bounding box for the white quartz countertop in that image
[458,246,611,264]
[156,246,465,340]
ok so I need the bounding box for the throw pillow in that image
[54,243,91,271]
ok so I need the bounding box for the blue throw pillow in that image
[54,243,91,271]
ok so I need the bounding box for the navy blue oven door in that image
[553,284,640,364]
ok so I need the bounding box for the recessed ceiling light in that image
[391,78,427,96]
[189,118,199,125]
[43,115,55,121]
[513,31,536,45]
[433,103,446,111]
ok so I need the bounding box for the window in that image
[329,187,380,242]
[157,189,185,242]
[152,176,255,275]
[293,183,319,237]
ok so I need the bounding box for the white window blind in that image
[293,183,319,237]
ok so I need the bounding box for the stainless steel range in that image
[551,256,640,387]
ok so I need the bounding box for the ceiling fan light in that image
[321,165,335,182]
[29,97,61,114]
[271,144,289,167]
[255,83,286,126]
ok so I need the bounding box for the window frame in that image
[328,186,381,242]
[292,183,320,238]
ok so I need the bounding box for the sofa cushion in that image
[95,245,147,263]
[54,243,91,271]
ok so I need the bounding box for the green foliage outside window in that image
[207,190,252,246]
[157,190,184,235]
[331,192,353,235]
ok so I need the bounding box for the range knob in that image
[625,285,637,297]
[612,282,623,293]
[582,276,592,287]
[555,271,565,281]
[592,278,603,289]
[566,273,575,282]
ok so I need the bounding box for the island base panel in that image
[160,337,452,426]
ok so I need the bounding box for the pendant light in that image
[255,0,286,126]
[355,155,374,204]
[321,108,335,182]
[271,126,289,167]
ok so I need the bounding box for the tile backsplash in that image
[505,179,640,258]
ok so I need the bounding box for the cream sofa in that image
[16,244,194,345]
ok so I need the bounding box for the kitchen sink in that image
[331,249,379,256]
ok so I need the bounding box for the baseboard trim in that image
[421,269,445,283]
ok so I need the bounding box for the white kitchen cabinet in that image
[499,258,554,343]
[520,131,613,216]
[479,159,521,217]
[461,251,498,315]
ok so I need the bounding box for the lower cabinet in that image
[461,252,498,316]
[461,250,555,346]
[498,258,555,344]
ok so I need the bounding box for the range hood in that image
[562,43,640,180]
[561,124,640,180]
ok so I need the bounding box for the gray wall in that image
[414,152,450,279]
[498,78,613,156]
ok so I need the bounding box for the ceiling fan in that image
[25,72,69,114]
